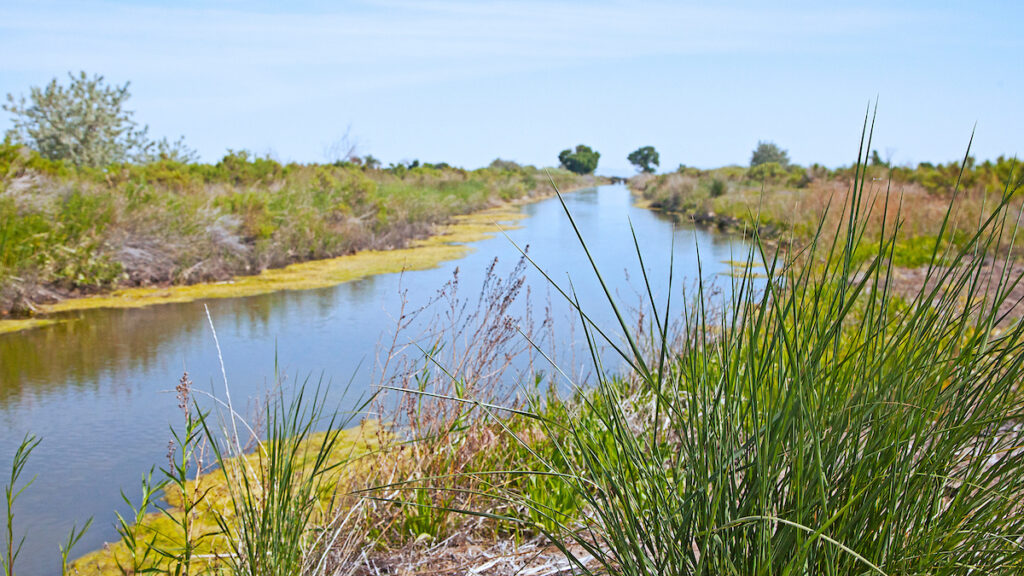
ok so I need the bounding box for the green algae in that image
[0,317,59,335]
[0,206,526,335]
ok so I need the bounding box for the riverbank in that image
[0,148,604,333]
[628,164,1024,266]
[0,204,527,335]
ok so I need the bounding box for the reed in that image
[2,434,38,576]
[494,112,1024,575]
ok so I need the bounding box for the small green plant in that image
[3,434,39,576]
[59,519,92,576]
[113,468,165,574]
[200,377,367,576]
[708,178,726,198]
[3,435,92,576]
[154,372,213,575]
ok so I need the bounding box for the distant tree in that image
[362,154,381,169]
[627,146,659,173]
[870,149,885,166]
[489,158,522,171]
[558,144,600,175]
[3,72,195,167]
[750,141,790,169]
[3,72,157,167]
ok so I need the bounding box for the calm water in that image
[0,185,747,574]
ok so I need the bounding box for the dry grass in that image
[630,167,1024,264]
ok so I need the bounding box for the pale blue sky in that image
[1,1,1021,174]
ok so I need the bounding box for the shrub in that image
[750,140,790,168]
[708,178,726,197]
[747,160,789,183]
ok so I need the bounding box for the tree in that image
[558,144,600,175]
[750,141,790,168]
[362,154,381,170]
[3,71,192,167]
[870,149,885,166]
[627,146,659,173]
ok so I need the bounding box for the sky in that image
[1,0,1021,175]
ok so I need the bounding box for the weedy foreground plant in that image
[476,117,1024,575]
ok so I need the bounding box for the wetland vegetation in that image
[2,72,1024,576]
[4,115,1023,575]
[0,144,598,322]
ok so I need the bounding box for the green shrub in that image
[708,178,726,198]
[747,161,789,183]
[750,140,790,168]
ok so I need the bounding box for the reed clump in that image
[494,117,1024,575]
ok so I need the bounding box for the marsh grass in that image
[2,434,38,576]
[479,114,1024,575]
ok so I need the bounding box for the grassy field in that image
[0,146,599,317]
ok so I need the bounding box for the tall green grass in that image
[2,434,38,576]
[200,381,356,576]
[492,115,1024,574]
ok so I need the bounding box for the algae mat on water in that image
[0,206,527,335]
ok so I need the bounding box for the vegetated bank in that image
[629,155,1024,265]
[0,147,602,322]
[64,139,1024,575]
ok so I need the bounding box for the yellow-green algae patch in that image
[631,195,655,210]
[722,259,768,279]
[0,317,59,334]
[73,420,383,575]
[0,206,526,335]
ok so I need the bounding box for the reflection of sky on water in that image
[0,185,749,574]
